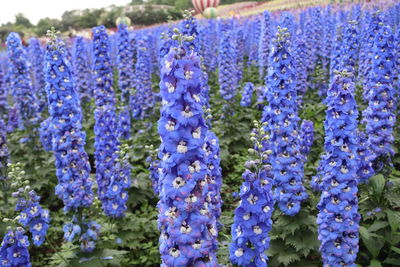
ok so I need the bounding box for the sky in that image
[0,0,131,25]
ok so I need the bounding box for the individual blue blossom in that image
[157,44,219,265]
[0,119,9,180]
[6,33,40,126]
[240,82,254,107]
[362,24,396,160]
[28,38,46,111]
[38,117,52,151]
[262,27,308,216]
[258,11,272,80]
[131,35,153,119]
[316,70,360,267]
[356,131,374,184]
[92,26,122,217]
[72,36,92,102]
[117,108,131,140]
[117,24,134,103]
[0,228,31,267]
[230,123,274,266]
[299,120,314,157]
[218,20,237,101]
[44,32,94,212]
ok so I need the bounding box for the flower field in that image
[0,1,400,266]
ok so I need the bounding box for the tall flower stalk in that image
[230,121,274,266]
[6,33,40,127]
[317,70,360,267]
[157,35,218,265]
[262,27,308,216]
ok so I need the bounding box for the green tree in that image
[15,13,32,28]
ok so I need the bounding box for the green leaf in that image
[369,259,382,267]
[386,210,400,232]
[391,246,400,254]
[360,226,384,258]
[370,174,385,195]
[275,250,300,266]
[359,226,370,240]
[368,221,389,232]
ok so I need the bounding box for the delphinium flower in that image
[6,32,40,127]
[92,25,121,216]
[204,131,223,229]
[38,117,52,152]
[102,143,131,218]
[236,24,245,83]
[280,12,296,39]
[0,118,9,181]
[299,120,314,158]
[159,27,176,67]
[117,23,134,103]
[304,17,317,75]
[218,20,237,101]
[393,27,400,94]
[0,227,31,267]
[258,11,272,80]
[293,37,308,103]
[7,104,21,133]
[179,11,199,55]
[240,82,254,107]
[131,35,153,119]
[28,38,46,112]
[322,7,336,66]
[7,163,51,247]
[316,70,360,267]
[0,66,8,114]
[44,28,94,212]
[248,17,261,66]
[262,26,308,216]
[362,24,396,162]
[229,121,274,266]
[117,108,131,140]
[329,24,344,85]
[311,7,323,61]
[340,21,360,76]
[63,218,101,252]
[72,36,92,102]
[356,131,374,184]
[157,35,219,265]
[359,11,382,90]
[146,144,161,195]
